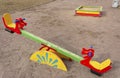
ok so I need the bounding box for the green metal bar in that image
[21,30,83,62]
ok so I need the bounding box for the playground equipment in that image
[112,0,119,8]
[75,6,103,17]
[2,13,112,76]
[2,13,27,34]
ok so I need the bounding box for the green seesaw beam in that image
[21,30,83,62]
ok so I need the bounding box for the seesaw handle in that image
[15,18,26,23]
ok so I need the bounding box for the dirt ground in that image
[0,0,120,78]
[0,0,55,15]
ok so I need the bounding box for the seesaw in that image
[2,13,112,76]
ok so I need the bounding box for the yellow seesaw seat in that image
[3,13,16,28]
[90,59,111,70]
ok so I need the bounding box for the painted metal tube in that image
[21,30,83,62]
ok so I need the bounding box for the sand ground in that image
[0,0,120,78]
